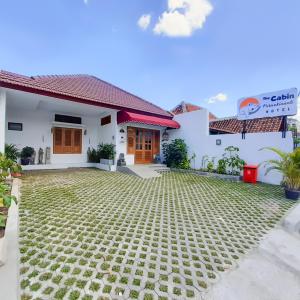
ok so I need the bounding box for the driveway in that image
[19,169,295,300]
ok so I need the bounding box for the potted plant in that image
[5,144,20,162]
[0,213,6,238]
[260,147,300,200]
[20,146,35,165]
[98,143,116,165]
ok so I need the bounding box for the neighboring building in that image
[209,116,284,134]
[170,101,285,135]
[171,101,217,121]
[0,70,179,169]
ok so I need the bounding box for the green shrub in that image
[0,153,22,181]
[222,146,245,175]
[20,147,34,159]
[260,147,300,190]
[5,144,20,162]
[87,147,100,163]
[207,159,215,173]
[163,139,190,169]
[98,143,116,160]
[216,158,226,174]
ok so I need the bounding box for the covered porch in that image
[0,88,180,170]
[1,88,117,170]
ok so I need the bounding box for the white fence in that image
[168,110,294,185]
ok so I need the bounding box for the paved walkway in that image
[17,169,296,299]
[117,164,169,179]
[207,204,300,300]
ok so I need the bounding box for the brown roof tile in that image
[0,70,171,118]
[171,102,217,120]
[209,117,284,134]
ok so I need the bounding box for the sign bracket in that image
[282,116,287,138]
[242,120,246,139]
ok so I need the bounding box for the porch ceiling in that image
[5,89,114,117]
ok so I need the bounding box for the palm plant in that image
[260,147,300,199]
[5,144,20,162]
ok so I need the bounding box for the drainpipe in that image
[0,89,6,154]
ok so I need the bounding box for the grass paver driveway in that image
[19,169,295,300]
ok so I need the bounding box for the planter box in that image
[100,159,114,165]
[96,163,117,172]
[171,169,241,181]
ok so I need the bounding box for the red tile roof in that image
[209,117,284,134]
[0,70,172,118]
[117,111,180,129]
[171,102,217,120]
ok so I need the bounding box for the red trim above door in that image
[117,111,180,129]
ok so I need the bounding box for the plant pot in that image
[0,207,8,215]
[284,188,300,200]
[11,173,22,178]
[0,228,4,238]
[21,158,30,165]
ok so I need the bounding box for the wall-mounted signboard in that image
[237,88,298,121]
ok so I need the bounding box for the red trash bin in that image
[243,165,258,183]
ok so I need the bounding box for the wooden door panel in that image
[127,127,135,154]
[144,151,153,163]
[54,128,63,154]
[132,128,158,164]
[53,127,82,154]
[153,131,160,155]
[64,128,73,153]
[74,129,82,154]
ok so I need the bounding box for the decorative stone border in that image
[0,232,6,266]
[0,178,20,300]
[170,168,241,181]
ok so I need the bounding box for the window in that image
[55,114,82,124]
[53,127,82,154]
[8,122,23,131]
[101,115,111,126]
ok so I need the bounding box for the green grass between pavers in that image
[19,169,295,299]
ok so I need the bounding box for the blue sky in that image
[0,0,299,118]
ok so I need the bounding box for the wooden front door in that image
[127,127,160,164]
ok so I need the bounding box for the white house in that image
[0,70,179,170]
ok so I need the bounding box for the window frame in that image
[53,127,82,154]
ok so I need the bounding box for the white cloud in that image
[153,0,213,37]
[207,93,228,104]
[138,14,152,30]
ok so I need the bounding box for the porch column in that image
[0,89,6,154]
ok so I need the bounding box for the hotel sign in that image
[237,88,298,120]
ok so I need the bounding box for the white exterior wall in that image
[6,108,100,165]
[169,109,294,185]
[99,111,118,145]
[200,132,293,185]
[0,90,6,153]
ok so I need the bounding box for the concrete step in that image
[148,164,170,172]
[117,165,166,179]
